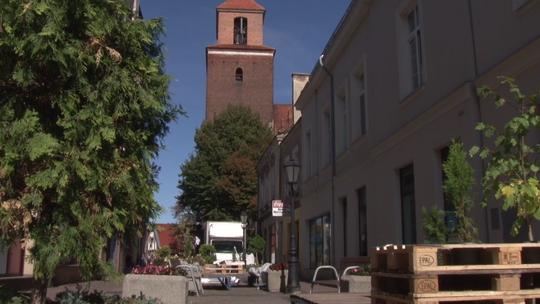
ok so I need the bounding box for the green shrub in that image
[54,289,162,304]
[152,258,167,266]
[199,244,216,264]
[183,235,193,257]
[155,246,172,259]
[248,235,265,264]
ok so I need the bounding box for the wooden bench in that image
[310,256,371,294]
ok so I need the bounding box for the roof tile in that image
[217,0,265,11]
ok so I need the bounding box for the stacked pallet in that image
[370,243,540,304]
[203,263,245,275]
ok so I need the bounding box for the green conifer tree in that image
[0,1,182,302]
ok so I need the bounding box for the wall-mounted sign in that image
[272,200,291,217]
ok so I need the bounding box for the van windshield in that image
[212,241,243,253]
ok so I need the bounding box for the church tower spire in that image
[205,0,275,125]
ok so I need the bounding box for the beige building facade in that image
[292,0,540,279]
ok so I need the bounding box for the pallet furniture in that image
[310,256,371,293]
[202,263,249,291]
[371,243,540,304]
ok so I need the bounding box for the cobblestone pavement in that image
[47,280,370,304]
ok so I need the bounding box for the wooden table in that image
[202,273,250,291]
[290,293,371,304]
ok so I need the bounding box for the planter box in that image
[340,275,371,293]
[123,274,189,304]
[261,270,288,292]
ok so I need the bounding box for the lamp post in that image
[284,156,301,294]
[240,211,248,266]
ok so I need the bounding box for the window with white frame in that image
[358,74,366,136]
[305,131,312,178]
[407,5,423,90]
[337,91,348,154]
[396,1,425,98]
[512,0,531,10]
[323,109,331,167]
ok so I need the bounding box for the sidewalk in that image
[46,279,370,304]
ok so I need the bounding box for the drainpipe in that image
[319,55,337,265]
[468,0,489,243]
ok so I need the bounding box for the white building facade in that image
[294,0,540,279]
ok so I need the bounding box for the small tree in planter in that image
[443,141,478,243]
[421,141,478,244]
[422,206,448,244]
[471,77,540,242]
[248,235,265,264]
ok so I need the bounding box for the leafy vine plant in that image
[470,77,540,242]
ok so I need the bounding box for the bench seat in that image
[310,256,371,294]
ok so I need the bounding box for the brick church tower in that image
[206,0,275,125]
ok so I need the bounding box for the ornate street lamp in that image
[240,211,248,265]
[284,156,301,294]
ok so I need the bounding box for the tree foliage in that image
[175,105,273,222]
[247,234,265,264]
[443,141,478,243]
[0,0,182,302]
[421,206,447,244]
[471,77,540,242]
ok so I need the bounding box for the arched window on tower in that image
[234,17,247,45]
[235,68,243,82]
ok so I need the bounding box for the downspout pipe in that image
[319,55,337,265]
[467,0,489,243]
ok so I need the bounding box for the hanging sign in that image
[272,200,291,217]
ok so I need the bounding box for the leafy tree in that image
[443,141,478,243]
[247,235,265,264]
[176,105,273,222]
[471,77,540,242]
[0,1,182,303]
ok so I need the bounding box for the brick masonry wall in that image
[217,11,264,45]
[206,51,274,125]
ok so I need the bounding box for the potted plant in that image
[340,264,371,293]
[443,140,479,243]
[421,141,478,245]
[124,262,189,304]
[261,263,288,292]
[422,205,448,244]
[472,77,540,243]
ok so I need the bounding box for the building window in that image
[512,0,532,10]
[358,74,366,136]
[235,68,243,82]
[407,6,423,90]
[440,146,457,231]
[234,17,247,45]
[323,109,331,167]
[305,131,312,178]
[400,164,417,244]
[342,197,348,257]
[358,187,368,256]
[271,224,276,263]
[310,214,331,268]
[337,92,347,154]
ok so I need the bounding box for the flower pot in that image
[123,274,189,304]
[262,270,288,292]
[340,275,371,293]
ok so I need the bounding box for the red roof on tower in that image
[217,0,265,11]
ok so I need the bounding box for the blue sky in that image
[140,0,352,223]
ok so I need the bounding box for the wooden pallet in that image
[372,271,540,295]
[371,289,540,304]
[203,264,245,275]
[371,244,540,274]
